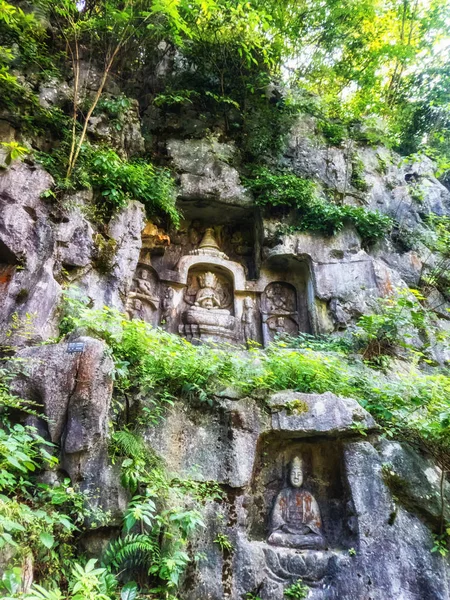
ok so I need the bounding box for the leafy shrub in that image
[317,120,347,146]
[214,533,233,552]
[103,467,204,591]
[284,579,309,599]
[0,363,113,589]
[354,288,447,366]
[37,144,179,225]
[350,155,369,192]
[245,167,392,243]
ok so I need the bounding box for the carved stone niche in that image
[261,282,299,345]
[247,439,357,552]
[173,228,248,344]
[125,263,160,325]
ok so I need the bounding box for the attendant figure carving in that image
[268,456,325,549]
[161,287,174,329]
[136,268,157,300]
[126,265,160,325]
[262,282,299,345]
[242,297,255,343]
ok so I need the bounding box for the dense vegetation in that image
[2,0,450,210]
[59,291,450,465]
[1,0,450,596]
[244,167,393,243]
[0,356,217,599]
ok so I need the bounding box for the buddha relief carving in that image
[268,456,325,550]
[262,282,299,345]
[126,265,160,324]
[182,270,236,340]
[195,272,222,309]
[178,228,238,341]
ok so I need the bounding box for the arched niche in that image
[259,255,313,344]
[179,264,238,343]
[176,254,247,291]
[126,263,160,325]
[184,265,234,314]
[261,281,299,344]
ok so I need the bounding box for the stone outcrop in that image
[2,81,450,600]
[13,337,126,519]
[167,138,253,210]
[0,162,145,346]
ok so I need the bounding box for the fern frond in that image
[103,533,159,572]
[111,430,146,458]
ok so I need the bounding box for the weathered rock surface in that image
[0,161,61,344]
[167,138,253,214]
[0,162,145,345]
[13,337,127,519]
[88,100,145,158]
[145,393,450,600]
[267,390,377,436]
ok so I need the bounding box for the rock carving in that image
[268,456,325,549]
[242,296,255,343]
[262,282,299,345]
[160,286,174,329]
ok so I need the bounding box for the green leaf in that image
[121,581,138,600]
[39,532,55,549]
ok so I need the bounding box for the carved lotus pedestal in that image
[181,306,238,343]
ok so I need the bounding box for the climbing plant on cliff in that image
[244,167,393,243]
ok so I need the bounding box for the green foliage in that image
[432,528,450,557]
[354,288,446,366]
[289,333,353,354]
[59,291,239,410]
[3,0,450,170]
[37,144,179,225]
[317,120,347,146]
[59,298,450,471]
[22,559,117,600]
[0,142,29,166]
[350,155,369,193]
[0,362,113,590]
[0,424,56,493]
[284,579,309,599]
[423,215,450,258]
[107,422,212,593]
[95,95,133,131]
[245,167,392,243]
[214,533,233,552]
[104,481,204,591]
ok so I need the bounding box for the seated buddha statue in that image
[268,456,325,550]
[184,271,235,339]
[194,272,223,310]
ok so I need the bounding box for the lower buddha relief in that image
[268,455,325,550]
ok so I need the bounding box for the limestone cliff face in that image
[1,82,450,599]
